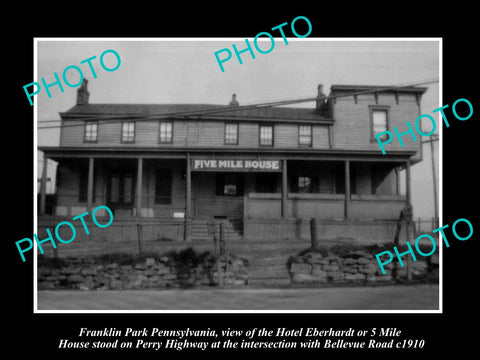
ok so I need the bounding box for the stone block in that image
[344,273,366,281]
[60,266,81,275]
[146,258,156,267]
[357,257,371,265]
[144,269,157,277]
[109,279,123,290]
[322,264,340,272]
[305,252,324,264]
[38,281,56,290]
[342,266,358,274]
[157,265,170,275]
[343,258,358,266]
[358,264,378,275]
[135,263,148,270]
[106,263,118,270]
[327,271,344,281]
[81,267,97,276]
[67,274,85,283]
[121,265,134,271]
[162,274,177,280]
[311,267,327,278]
[291,273,323,283]
[290,262,312,274]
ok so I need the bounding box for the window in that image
[371,108,389,140]
[290,175,318,193]
[298,125,312,147]
[259,125,273,146]
[297,176,312,193]
[155,170,172,204]
[224,123,238,145]
[84,121,98,142]
[215,173,244,196]
[159,121,173,143]
[121,121,135,143]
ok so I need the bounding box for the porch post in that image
[395,166,400,196]
[185,153,192,241]
[136,157,143,216]
[406,160,411,205]
[87,157,94,212]
[39,154,48,215]
[344,160,351,219]
[281,159,288,218]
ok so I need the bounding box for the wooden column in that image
[281,159,288,218]
[185,153,192,241]
[406,160,411,205]
[395,166,400,196]
[136,158,143,216]
[87,157,94,212]
[344,160,350,220]
[39,155,48,215]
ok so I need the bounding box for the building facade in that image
[39,81,426,245]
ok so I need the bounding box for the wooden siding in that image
[60,119,331,149]
[332,92,421,158]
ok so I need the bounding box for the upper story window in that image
[298,125,312,147]
[224,123,238,145]
[159,121,173,143]
[370,107,389,140]
[121,121,135,143]
[259,125,273,147]
[84,121,98,142]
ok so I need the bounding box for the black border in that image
[7,7,479,357]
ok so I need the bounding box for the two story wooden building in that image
[38,81,426,245]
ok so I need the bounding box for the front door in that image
[107,172,135,216]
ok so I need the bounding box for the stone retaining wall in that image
[38,254,249,290]
[288,250,438,284]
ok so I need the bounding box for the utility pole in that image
[422,134,439,228]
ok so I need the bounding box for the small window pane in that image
[299,125,312,146]
[225,123,238,144]
[122,122,135,142]
[373,110,387,136]
[159,122,173,143]
[298,176,312,193]
[85,121,98,142]
[260,125,273,146]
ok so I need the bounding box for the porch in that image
[38,148,414,244]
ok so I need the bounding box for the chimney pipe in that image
[229,93,239,106]
[77,79,89,105]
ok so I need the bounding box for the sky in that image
[35,38,440,219]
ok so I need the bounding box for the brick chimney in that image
[316,83,331,117]
[77,79,89,105]
[229,93,239,106]
[316,84,326,110]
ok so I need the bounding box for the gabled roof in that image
[60,103,333,124]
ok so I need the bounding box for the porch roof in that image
[39,145,416,163]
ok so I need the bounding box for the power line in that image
[37,79,438,130]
